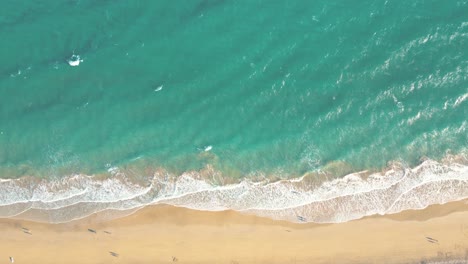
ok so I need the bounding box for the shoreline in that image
[1,200,468,263]
[1,157,468,224]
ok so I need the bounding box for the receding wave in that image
[1,154,467,224]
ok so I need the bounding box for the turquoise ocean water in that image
[0,1,467,223]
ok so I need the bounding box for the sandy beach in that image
[1,200,468,264]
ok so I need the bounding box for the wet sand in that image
[1,200,468,264]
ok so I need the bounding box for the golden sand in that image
[1,200,468,264]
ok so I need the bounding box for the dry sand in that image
[1,200,468,264]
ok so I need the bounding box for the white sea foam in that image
[1,157,468,223]
[154,85,163,92]
[67,54,83,66]
[453,93,468,108]
[204,145,212,152]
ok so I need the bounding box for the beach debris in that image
[88,228,97,233]
[109,251,119,257]
[172,256,178,262]
[425,237,439,244]
[67,54,83,67]
[103,231,112,234]
[285,229,291,232]
[296,215,307,222]
[9,256,14,263]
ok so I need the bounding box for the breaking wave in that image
[1,154,467,224]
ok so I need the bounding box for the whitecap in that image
[68,54,83,67]
[204,145,212,152]
[154,85,163,92]
[453,93,468,108]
